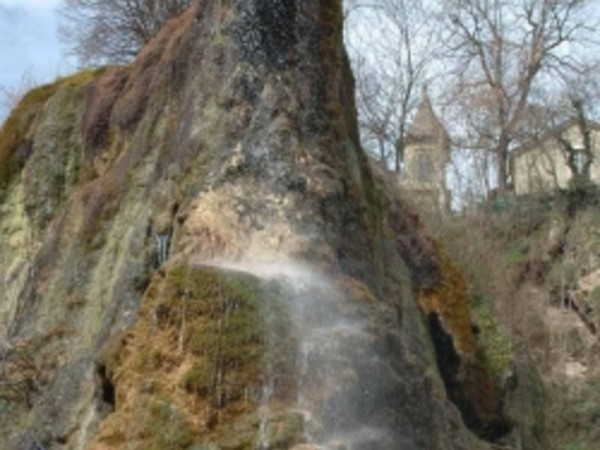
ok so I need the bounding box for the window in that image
[416,150,432,182]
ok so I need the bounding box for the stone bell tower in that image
[400,88,451,213]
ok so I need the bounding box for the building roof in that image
[405,87,450,150]
[512,118,600,159]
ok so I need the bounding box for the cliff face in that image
[436,196,600,450]
[0,1,516,449]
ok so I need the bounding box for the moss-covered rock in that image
[419,242,476,355]
[0,70,100,193]
[91,264,298,450]
[0,1,526,449]
[472,300,513,378]
[419,242,511,441]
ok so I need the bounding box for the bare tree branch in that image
[59,0,193,66]
[345,0,441,172]
[443,0,599,193]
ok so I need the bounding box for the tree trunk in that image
[378,138,386,166]
[395,132,404,174]
[496,135,510,193]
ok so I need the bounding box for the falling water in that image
[153,233,171,266]
[256,376,274,450]
[202,259,393,450]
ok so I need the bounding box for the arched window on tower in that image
[416,150,432,182]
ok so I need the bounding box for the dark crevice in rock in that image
[428,313,511,442]
[96,363,116,411]
[428,312,461,384]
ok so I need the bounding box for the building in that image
[400,90,451,213]
[512,120,600,195]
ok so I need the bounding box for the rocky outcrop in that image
[0,1,514,449]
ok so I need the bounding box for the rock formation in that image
[0,1,531,449]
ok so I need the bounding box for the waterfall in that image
[256,378,274,450]
[153,233,171,266]
[203,260,394,450]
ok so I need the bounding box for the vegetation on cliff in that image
[0,1,551,449]
[92,264,299,450]
[424,192,600,450]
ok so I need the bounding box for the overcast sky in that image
[0,0,73,122]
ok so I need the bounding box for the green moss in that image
[521,363,546,441]
[146,400,196,450]
[182,362,215,396]
[589,286,600,304]
[563,443,586,450]
[548,262,579,288]
[574,398,600,416]
[507,242,529,264]
[187,444,220,450]
[563,377,600,442]
[157,265,295,408]
[117,265,297,447]
[472,302,513,377]
[263,411,305,449]
[216,427,255,450]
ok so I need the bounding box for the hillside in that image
[428,193,600,450]
[0,1,547,449]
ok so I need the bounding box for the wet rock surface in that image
[0,1,515,449]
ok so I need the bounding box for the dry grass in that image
[81,68,129,156]
[78,175,123,249]
[111,2,202,131]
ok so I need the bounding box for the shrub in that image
[146,400,195,450]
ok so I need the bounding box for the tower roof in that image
[405,87,450,149]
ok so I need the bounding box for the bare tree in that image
[59,0,193,66]
[518,71,600,192]
[555,98,595,189]
[345,0,440,172]
[443,0,599,193]
[351,53,398,163]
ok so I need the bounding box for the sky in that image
[0,0,73,122]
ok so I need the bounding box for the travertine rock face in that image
[0,1,513,449]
